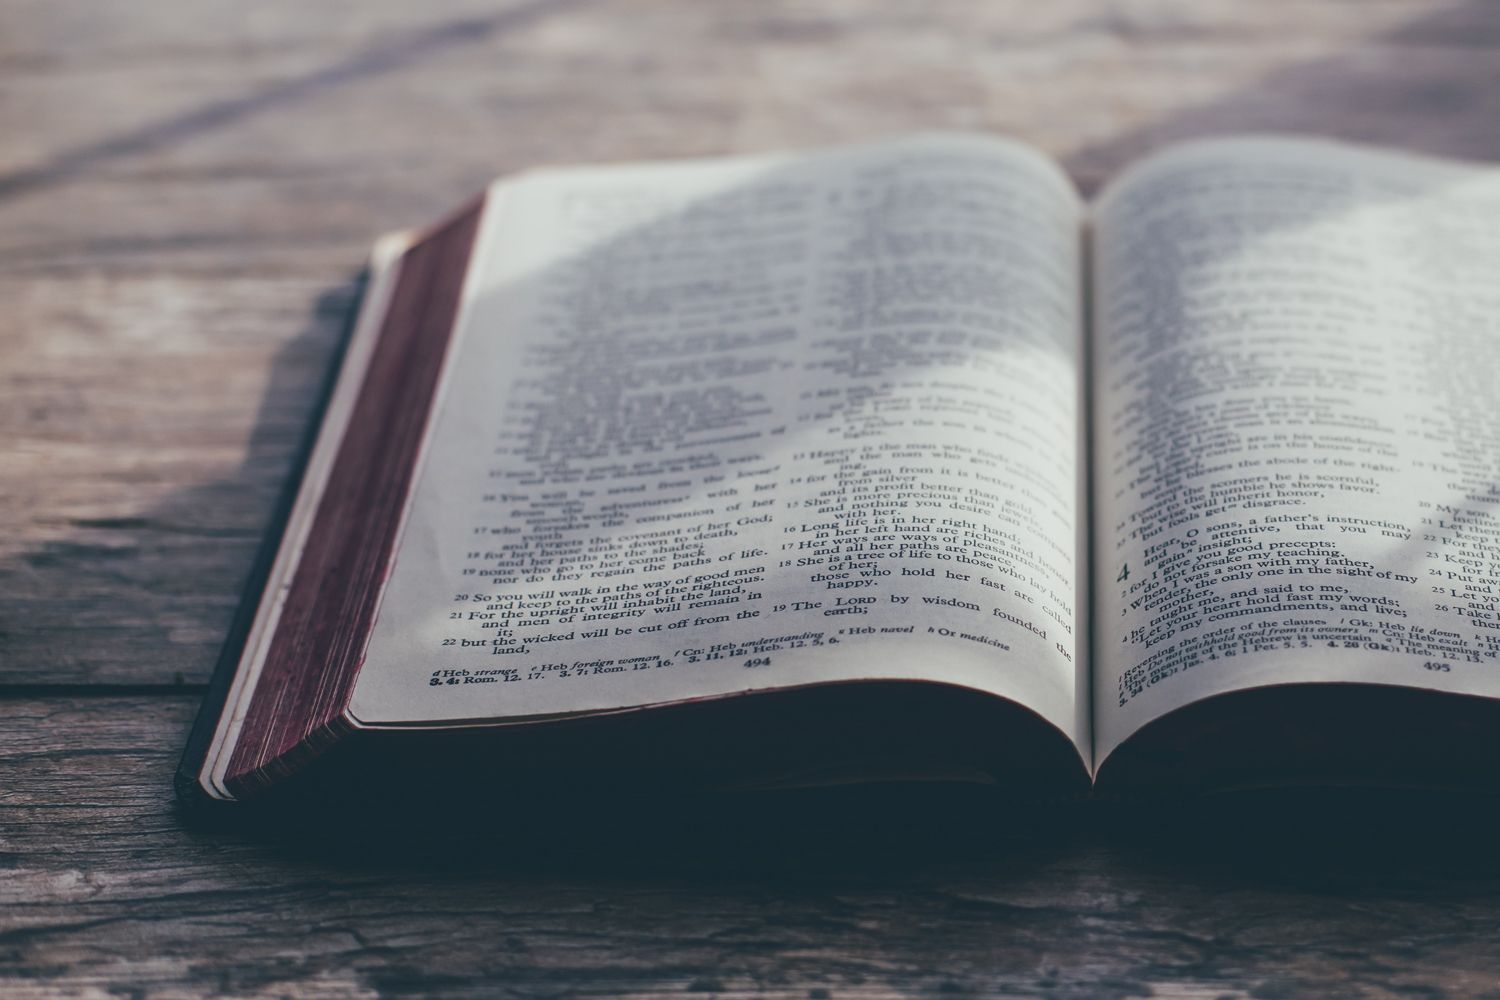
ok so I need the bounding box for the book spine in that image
[219,198,483,798]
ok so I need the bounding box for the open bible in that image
[180,133,1500,806]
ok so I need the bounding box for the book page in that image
[1092,137,1500,760]
[348,134,1089,754]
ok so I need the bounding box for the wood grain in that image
[6,0,1500,995]
[7,696,1500,998]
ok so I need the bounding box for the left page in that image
[348,134,1089,757]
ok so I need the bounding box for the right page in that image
[1091,136,1500,764]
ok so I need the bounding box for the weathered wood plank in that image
[3,0,1499,685]
[6,695,1500,998]
[0,276,354,685]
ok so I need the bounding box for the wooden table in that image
[7,1,1500,994]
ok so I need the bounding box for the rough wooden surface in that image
[5,0,1500,995]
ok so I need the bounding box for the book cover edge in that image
[173,268,371,811]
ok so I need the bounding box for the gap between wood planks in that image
[0,683,207,697]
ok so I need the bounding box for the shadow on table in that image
[182,778,1500,895]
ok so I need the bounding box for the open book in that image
[179,133,1500,806]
